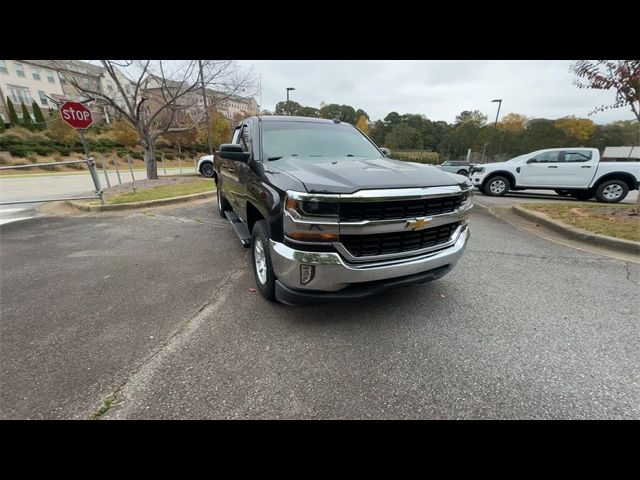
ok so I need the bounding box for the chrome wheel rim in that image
[603,184,623,200]
[490,179,506,194]
[254,240,267,285]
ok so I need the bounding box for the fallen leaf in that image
[440,294,445,298]
[249,288,256,293]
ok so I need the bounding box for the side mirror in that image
[380,147,391,157]
[526,158,537,163]
[219,143,250,163]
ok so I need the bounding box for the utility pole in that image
[491,99,502,158]
[199,60,213,155]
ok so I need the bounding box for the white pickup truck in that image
[469,147,640,203]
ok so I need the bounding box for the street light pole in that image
[491,98,502,129]
[286,87,295,103]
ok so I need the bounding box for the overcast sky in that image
[237,60,636,125]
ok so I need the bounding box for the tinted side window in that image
[536,151,561,163]
[564,150,592,162]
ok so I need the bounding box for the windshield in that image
[261,121,381,159]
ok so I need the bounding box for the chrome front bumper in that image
[270,225,469,293]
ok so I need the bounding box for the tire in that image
[457,169,468,176]
[569,190,593,201]
[483,175,510,196]
[251,220,276,300]
[200,162,215,178]
[594,179,629,203]
[217,184,231,218]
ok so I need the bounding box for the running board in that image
[225,211,251,247]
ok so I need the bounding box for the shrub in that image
[0,152,11,165]
[392,151,439,165]
[164,153,174,160]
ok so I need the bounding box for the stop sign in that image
[59,101,93,129]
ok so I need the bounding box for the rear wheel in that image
[594,179,628,203]
[483,176,510,196]
[457,169,468,176]
[251,220,276,300]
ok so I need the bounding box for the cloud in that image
[240,60,637,124]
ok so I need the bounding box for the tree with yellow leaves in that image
[554,116,596,143]
[497,113,529,133]
[356,115,369,135]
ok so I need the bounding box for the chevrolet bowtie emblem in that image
[405,217,431,230]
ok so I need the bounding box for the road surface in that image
[0,168,194,225]
[1,200,637,419]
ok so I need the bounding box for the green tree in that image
[21,104,34,130]
[31,101,46,130]
[275,101,301,116]
[524,119,568,151]
[369,120,389,146]
[455,110,487,126]
[340,105,357,124]
[384,111,402,126]
[6,97,19,127]
[385,124,422,150]
[297,106,320,117]
[319,103,343,120]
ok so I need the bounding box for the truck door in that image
[225,123,252,217]
[554,149,598,187]
[519,150,563,187]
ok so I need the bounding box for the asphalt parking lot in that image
[1,197,638,419]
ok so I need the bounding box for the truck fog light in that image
[300,265,315,285]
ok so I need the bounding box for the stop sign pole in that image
[59,101,105,205]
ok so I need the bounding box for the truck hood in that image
[269,156,464,194]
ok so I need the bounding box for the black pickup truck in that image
[213,116,473,305]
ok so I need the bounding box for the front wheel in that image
[594,180,629,203]
[457,169,468,176]
[200,162,215,178]
[483,176,510,196]
[251,220,276,300]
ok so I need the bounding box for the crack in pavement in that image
[88,263,246,419]
[129,212,231,228]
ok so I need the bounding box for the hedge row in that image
[391,151,440,165]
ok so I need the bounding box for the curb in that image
[66,191,215,212]
[512,205,640,255]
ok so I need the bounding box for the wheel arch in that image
[482,170,517,190]
[593,172,639,191]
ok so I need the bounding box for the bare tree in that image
[51,60,255,179]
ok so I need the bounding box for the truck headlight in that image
[285,195,339,218]
[284,191,339,243]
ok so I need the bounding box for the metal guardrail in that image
[0,158,105,206]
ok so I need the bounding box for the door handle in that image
[548,166,558,168]
[581,165,591,168]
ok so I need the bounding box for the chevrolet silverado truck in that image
[469,147,640,202]
[213,116,473,305]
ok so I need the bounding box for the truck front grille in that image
[339,193,466,222]
[340,221,461,258]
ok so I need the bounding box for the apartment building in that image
[0,60,66,124]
